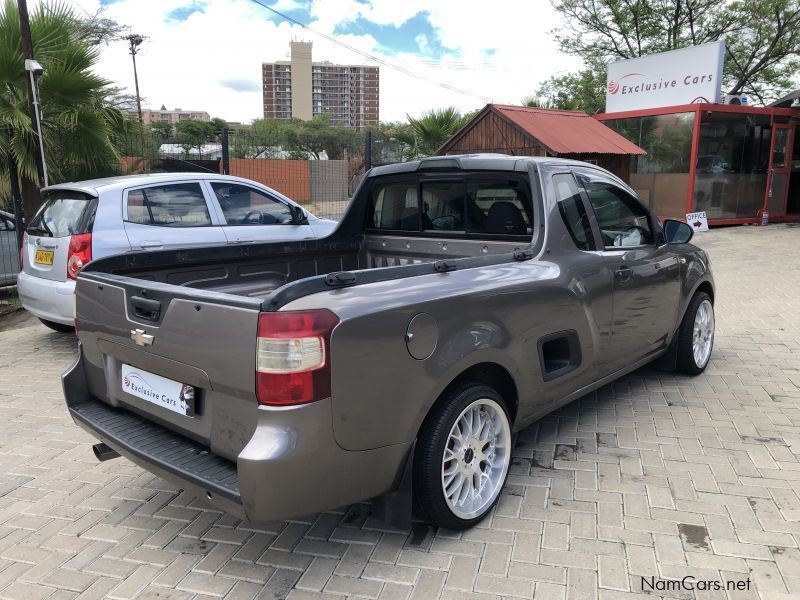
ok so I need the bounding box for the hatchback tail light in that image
[256,309,339,406]
[67,233,92,280]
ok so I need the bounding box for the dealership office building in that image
[596,42,800,225]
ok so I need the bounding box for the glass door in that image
[766,123,794,217]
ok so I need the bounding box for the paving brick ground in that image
[1,224,800,600]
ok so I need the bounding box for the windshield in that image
[27,191,95,237]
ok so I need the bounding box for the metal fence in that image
[0,197,22,318]
[0,127,418,323]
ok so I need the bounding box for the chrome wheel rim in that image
[692,299,714,368]
[441,398,511,520]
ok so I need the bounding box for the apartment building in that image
[141,106,211,125]
[262,41,379,128]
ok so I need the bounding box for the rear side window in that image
[553,174,595,250]
[27,191,94,238]
[126,183,211,227]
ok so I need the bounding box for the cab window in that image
[368,175,532,239]
[552,174,594,250]
[576,174,653,248]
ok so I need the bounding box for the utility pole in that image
[17,0,46,188]
[125,34,145,123]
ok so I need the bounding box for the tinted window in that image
[577,174,653,247]
[27,192,93,238]
[553,174,594,250]
[467,180,532,236]
[127,183,211,227]
[422,182,464,231]
[211,183,292,225]
[370,182,419,231]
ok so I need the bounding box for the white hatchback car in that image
[18,173,338,331]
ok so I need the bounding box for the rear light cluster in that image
[67,233,92,280]
[256,309,339,406]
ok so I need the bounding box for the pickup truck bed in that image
[64,155,714,529]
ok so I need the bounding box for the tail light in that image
[256,309,339,406]
[20,232,27,269]
[67,233,92,280]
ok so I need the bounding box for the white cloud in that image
[39,0,581,123]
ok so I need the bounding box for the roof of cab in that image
[368,154,593,177]
[41,172,247,197]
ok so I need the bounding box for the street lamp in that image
[24,58,48,187]
[124,34,145,123]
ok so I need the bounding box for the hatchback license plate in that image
[34,249,53,265]
[121,364,195,416]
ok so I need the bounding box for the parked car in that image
[0,209,19,287]
[64,155,715,530]
[18,173,338,331]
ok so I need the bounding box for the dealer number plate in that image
[121,364,195,416]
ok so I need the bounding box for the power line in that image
[247,0,495,103]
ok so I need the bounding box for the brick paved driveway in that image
[1,225,799,600]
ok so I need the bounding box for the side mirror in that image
[663,219,694,244]
[290,205,309,225]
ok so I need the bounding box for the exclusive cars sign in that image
[606,41,725,112]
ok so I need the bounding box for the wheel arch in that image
[418,362,520,438]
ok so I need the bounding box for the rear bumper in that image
[17,271,74,325]
[62,347,411,522]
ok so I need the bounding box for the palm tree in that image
[0,0,129,216]
[406,107,472,157]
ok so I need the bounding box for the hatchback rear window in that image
[27,191,95,238]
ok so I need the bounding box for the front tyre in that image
[675,292,714,375]
[413,384,512,529]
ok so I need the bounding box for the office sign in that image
[606,41,724,112]
[686,211,709,232]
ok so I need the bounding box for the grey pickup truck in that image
[64,155,714,529]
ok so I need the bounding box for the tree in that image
[210,117,228,135]
[0,0,129,217]
[533,57,608,113]
[283,115,361,160]
[149,121,173,139]
[544,0,800,110]
[404,107,472,157]
[174,119,217,155]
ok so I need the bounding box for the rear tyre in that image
[413,384,512,530]
[38,318,74,333]
[675,292,714,375]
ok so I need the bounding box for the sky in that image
[45,0,582,123]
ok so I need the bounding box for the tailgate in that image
[74,271,264,461]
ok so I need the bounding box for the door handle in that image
[614,266,633,282]
[140,241,163,249]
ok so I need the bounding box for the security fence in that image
[0,199,21,317]
[116,128,403,220]
[0,127,424,322]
